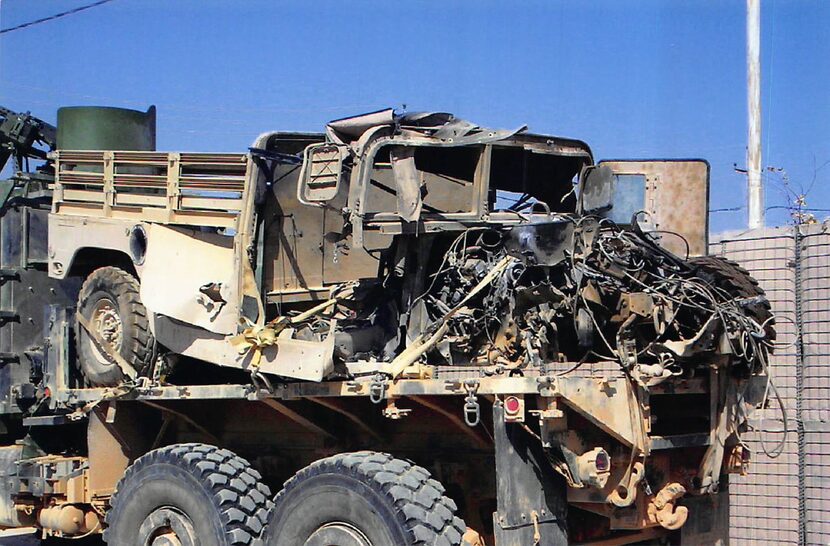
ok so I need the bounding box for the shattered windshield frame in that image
[353,137,592,226]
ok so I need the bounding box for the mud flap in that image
[679,492,729,545]
[493,401,568,546]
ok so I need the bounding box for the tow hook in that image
[647,482,689,530]
[607,461,644,508]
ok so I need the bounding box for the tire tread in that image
[76,266,155,386]
[689,255,776,342]
[267,451,465,545]
[104,443,272,545]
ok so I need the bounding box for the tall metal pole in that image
[747,0,764,228]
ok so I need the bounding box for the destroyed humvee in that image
[49,108,770,388]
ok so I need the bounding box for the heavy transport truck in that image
[0,105,775,545]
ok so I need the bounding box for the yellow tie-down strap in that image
[229,286,355,367]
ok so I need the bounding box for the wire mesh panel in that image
[728,428,800,544]
[712,223,830,546]
[804,427,830,542]
[801,229,830,424]
[711,227,800,545]
[799,226,830,545]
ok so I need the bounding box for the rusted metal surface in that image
[598,160,709,257]
[86,406,131,498]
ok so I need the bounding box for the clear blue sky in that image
[1,0,827,232]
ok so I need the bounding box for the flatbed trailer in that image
[2,304,751,545]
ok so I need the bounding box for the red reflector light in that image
[595,450,610,472]
[504,396,521,414]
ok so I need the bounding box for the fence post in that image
[793,224,806,546]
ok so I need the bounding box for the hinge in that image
[0,311,20,323]
[0,268,20,282]
[0,352,19,366]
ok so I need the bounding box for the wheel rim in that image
[138,507,198,546]
[306,522,373,546]
[89,297,123,363]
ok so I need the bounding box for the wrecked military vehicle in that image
[0,105,774,545]
[49,109,772,390]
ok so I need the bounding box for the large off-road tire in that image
[689,255,776,342]
[75,266,154,386]
[263,451,466,546]
[104,443,272,546]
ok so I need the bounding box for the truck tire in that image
[75,266,154,386]
[104,443,272,546]
[688,255,776,343]
[263,451,466,546]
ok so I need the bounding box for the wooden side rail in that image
[51,150,251,229]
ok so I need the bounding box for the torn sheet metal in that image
[326,108,527,149]
[389,146,422,221]
[555,377,647,449]
[327,108,395,145]
[153,315,335,382]
[140,224,240,335]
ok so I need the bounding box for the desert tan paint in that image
[599,160,709,257]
